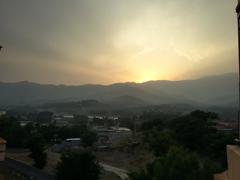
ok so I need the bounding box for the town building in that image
[52,138,82,152]
[94,126,132,145]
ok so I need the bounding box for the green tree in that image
[56,125,98,147]
[171,110,217,152]
[143,130,174,156]
[56,151,101,180]
[72,115,88,126]
[207,132,234,169]
[141,119,165,132]
[81,129,98,147]
[28,134,47,169]
[0,116,28,147]
[129,146,220,180]
[37,123,57,143]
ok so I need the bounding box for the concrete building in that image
[94,126,132,144]
[0,138,7,161]
[52,138,82,152]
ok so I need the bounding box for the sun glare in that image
[135,71,159,83]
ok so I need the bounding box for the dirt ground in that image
[6,148,60,175]
[95,149,154,171]
[6,148,121,180]
[100,171,121,180]
[7,145,153,179]
[0,164,28,180]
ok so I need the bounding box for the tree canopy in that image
[28,134,47,169]
[129,146,221,180]
[56,151,101,180]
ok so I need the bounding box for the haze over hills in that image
[0,72,238,107]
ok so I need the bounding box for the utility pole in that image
[236,0,240,143]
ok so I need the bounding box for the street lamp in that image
[236,0,240,143]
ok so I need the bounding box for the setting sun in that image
[136,73,158,83]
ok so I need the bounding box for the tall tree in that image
[129,146,220,180]
[28,134,47,169]
[171,110,217,152]
[56,151,101,180]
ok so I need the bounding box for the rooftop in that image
[66,138,81,141]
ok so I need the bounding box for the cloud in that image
[0,0,238,84]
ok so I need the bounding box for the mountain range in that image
[0,72,238,107]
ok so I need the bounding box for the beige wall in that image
[0,143,6,161]
[227,145,240,180]
[0,152,5,161]
[0,144,6,151]
[214,171,228,180]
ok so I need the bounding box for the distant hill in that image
[0,72,238,107]
[138,72,238,107]
[105,95,149,108]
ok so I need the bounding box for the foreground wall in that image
[0,138,6,161]
[227,145,240,180]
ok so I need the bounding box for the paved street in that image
[100,163,129,180]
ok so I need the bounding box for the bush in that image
[129,146,221,180]
[143,130,175,156]
[56,151,101,180]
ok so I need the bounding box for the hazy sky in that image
[0,0,238,84]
